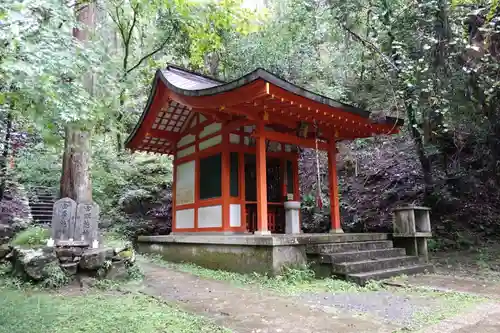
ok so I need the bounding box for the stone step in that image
[32,214,53,220]
[29,202,55,207]
[31,210,52,216]
[307,240,393,254]
[346,264,435,285]
[30,195,56,201]
[33,220,51,225]
[319,248,406,264]
[332,256,421,274]
[30,208,53,214]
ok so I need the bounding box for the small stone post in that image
[284,201,301,234]
[392,206,432,261]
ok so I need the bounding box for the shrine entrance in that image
[244,154,286,233]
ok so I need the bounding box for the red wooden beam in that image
[222,118,252,134]
[145,129,181,141]
[255,122,269,234]
[252,129,329,150]
[328,139,343,233]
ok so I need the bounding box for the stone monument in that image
[51,197,77,241]
[75,202,99,244]
[51,198,99,246]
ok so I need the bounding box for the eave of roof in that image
[125,64,404,149]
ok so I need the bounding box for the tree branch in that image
[126,3,140,46]
[339,22,399,72]
[125,36,170,75]
[114,6,127,47]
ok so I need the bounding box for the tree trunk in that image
[406,96,433,186]
[60,127,92,202]
[116,88,125,152]
[60,2,95,201]
[0,109,13,201]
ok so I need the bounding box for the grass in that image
[0,285,229,333]
[10,226,50,247]
[394,288,486,332]
[143,254,384,295]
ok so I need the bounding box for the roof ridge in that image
[165,63,226,84]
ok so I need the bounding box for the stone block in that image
[55,246,84,259]
[136,241,307,275]
[61,262,78,276]
[105,260,128,280]
[79,248,114,270]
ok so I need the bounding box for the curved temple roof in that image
[125,64,404,154]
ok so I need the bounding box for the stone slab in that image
[137,233,389,246]
[75,202,99,243]
[393,232,432,238]
[55,240,89,247]
[393,206,431,211]
[51,197,77,241]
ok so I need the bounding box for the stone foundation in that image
[136,233,389,275]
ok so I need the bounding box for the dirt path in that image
[392,273,500,332]
[421,302,500,333]
[138,262,399,333]
[393,274,500,299]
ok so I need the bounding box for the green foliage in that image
[40,262,69,289]
[91,145,173,214]
[10,227,50,247]
[14,142,173,220]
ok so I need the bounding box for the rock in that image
[0,244,11,260]
[0,224,14,243]
[60,262,78,276]
[79,248,114,270]
[13,247,59,280]
[104,260,128,280]
[115,245,136,265]
[10,217,30,232]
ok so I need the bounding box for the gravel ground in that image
[299,291,441,327]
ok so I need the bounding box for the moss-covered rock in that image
[12,246,60,281]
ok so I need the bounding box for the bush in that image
[10,227,50,247]
[40,262,69,289]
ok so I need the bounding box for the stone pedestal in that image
[392,206,432,261]
[284,201,301,234]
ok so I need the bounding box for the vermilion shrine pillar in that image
[255,122,270,235]
[328,139,343,233]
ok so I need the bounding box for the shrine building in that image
[125,65,430,282]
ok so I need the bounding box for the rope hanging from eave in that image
[313,120,323,209]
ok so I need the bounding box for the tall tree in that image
[59,1,95,202]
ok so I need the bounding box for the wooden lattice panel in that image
[152,100,191,132]
[139,99,192,153]
[138,136,171,153]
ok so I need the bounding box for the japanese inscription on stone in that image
[75,202,99,243]
[51,198,77,241]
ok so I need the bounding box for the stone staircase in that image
[307,235,434,285]
[28,187,57,225]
